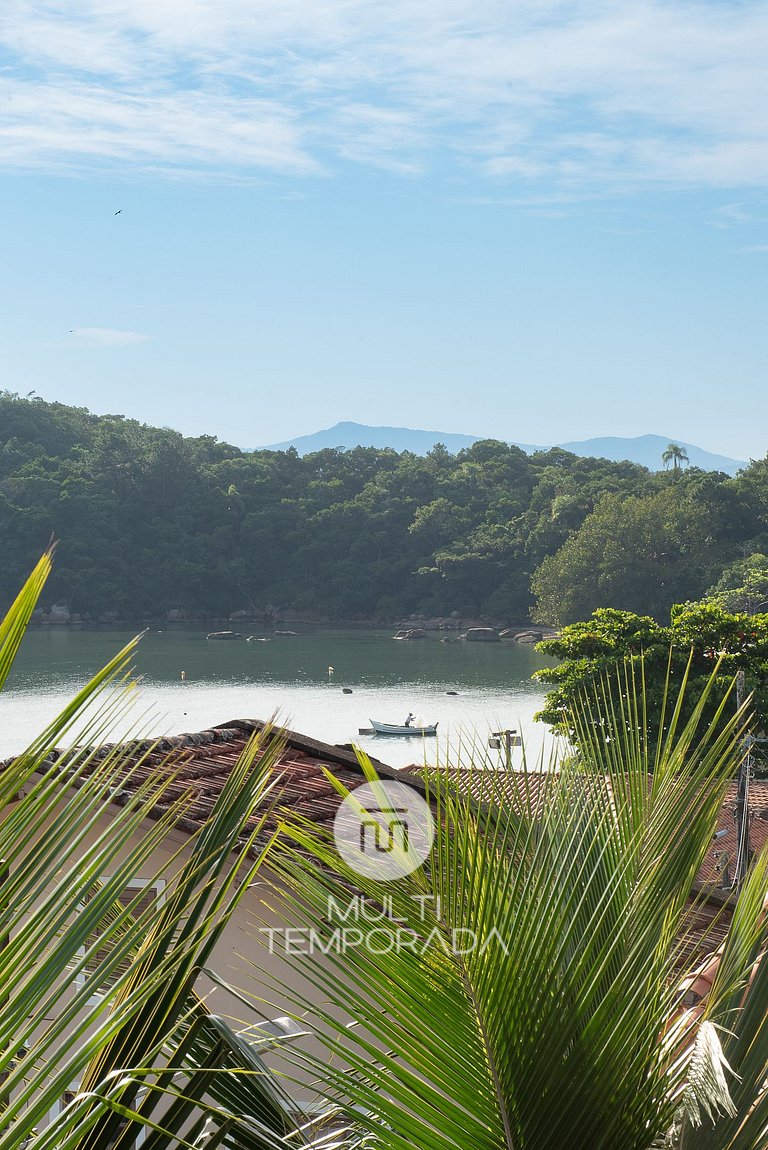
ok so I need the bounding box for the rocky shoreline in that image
[29,603,557,641]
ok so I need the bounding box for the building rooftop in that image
[402,764,768,893]
[39,718,396,841]
[27,721,767,900]
[12,720,765,966]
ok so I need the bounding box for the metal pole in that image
[490,729,518,767]
[733,670,751,889]
[0,863,8,1114]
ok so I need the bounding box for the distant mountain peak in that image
[260,423,747,476]
[263,421,482,456]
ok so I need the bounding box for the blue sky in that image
[0,1,767,458]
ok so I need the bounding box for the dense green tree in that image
[1,391,768,624]
[534,602,768,749]
[532,488,723,625]
[707,554,768,615]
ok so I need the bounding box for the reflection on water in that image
[1,627,559,769]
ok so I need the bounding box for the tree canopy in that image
[534,603,768,755]
[706,554,768,615]
[1,390,766,624]
[531,488,723,625]
[662,442,690,471]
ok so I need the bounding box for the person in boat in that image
[404,712,415,728]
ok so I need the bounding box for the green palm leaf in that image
[0,558,314,1149]
[257,660,767,1150]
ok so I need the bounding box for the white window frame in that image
[75,876,166,999]
[47,1085,147,1144]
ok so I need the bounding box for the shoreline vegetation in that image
[6,554,768,1148]
[25,611,557,639]
[3,391,768,632]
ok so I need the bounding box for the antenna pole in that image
[733,670,752,889]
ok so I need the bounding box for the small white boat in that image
[369,719,438,737]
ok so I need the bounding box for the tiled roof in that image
[402,764,557,814]
[22,721,766,902]
[14,721,764,966]
[677,891,733,971]
[403,765,768,970]
[702,778,768,885]
[30,720,766,897]
[403,765,768,895]
[25,719,398,842]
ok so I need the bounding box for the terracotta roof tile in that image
[3,719,399,846]
[10,721,761,967]
[403,765,768,894]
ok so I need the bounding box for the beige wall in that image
[2,791,341,1121]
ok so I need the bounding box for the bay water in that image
[1,627,559,769]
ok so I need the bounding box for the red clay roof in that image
[22,719,395,842]
[31,719,767,897]
[14,721,764,957]
[402,765,768,897]
[704,778,768,884]
[5,718,759,978]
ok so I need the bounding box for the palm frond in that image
[254,661,766,1150]
[0,558,305,1149]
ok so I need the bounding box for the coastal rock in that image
[463,627,500,642]
[397,616,461,631]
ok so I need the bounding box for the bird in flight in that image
[114,209,122,215]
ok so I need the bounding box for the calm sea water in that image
[1,627,559,769]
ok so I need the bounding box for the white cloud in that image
[70,327,149,347]
[0,81,315,173]
[0,1,767,190]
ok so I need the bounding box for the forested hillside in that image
[1,391,766,624]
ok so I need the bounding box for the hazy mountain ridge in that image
[0,392,761,625]
[262,422,747,476]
